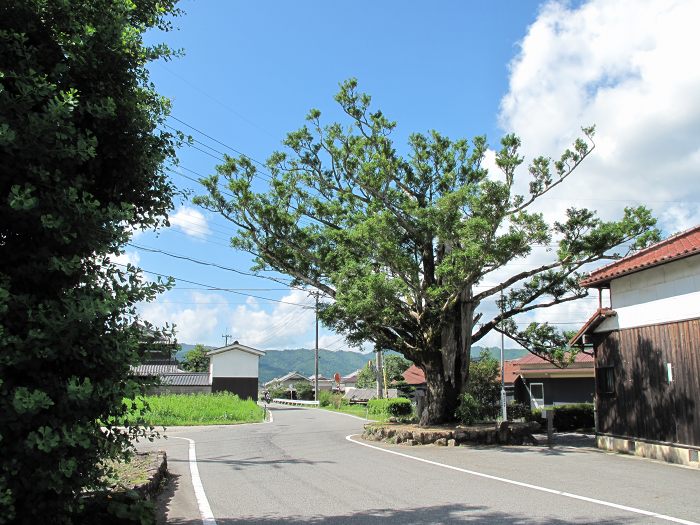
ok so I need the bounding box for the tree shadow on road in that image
[165,456,335,471]
[163,502,634,524]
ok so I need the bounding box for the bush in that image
[293,381,314,401]
[367,398,413,418]
[507,401,532,420]
[455,393,481,425]
[318,390,333,407]
[527,403,594,431]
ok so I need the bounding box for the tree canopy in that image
[196,79,659,425]
[181,344,210,373]
[0,1,180,522]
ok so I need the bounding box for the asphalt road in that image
[137,405,700,524]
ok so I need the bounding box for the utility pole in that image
[375,345,384,399]
[314,292,319,402]
[500,289,507,421]
[222,330,231,347]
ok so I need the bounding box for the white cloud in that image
[140,292,227,345]
[112,250,140,267]
[227,289,317,348]
[499,0,700,234]
[169,206,212,239]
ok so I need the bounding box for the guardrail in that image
[272,398,320,406]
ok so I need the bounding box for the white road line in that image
[346,435,699,525]
[172,437,217,525]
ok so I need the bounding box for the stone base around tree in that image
[362,421,541,446]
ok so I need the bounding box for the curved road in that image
[138,405,700,524]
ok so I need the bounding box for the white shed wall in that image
[596,254,700,332]
[210,350,259,379]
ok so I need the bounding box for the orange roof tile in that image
[402,365,425,385]
[580,225,700,287]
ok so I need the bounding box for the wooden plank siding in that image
[594,317,700,447]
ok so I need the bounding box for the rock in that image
[435,438,448,446]
[447,439,457,447]
[404,439,416,446]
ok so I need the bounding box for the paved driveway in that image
[137,405,700,524]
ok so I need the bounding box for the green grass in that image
[319,403,381,420]
[128,393,264,426]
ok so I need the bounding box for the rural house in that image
[570,225,700,466]
[263,371,310,391]
[207,341,266,401]
[510,353,595,408]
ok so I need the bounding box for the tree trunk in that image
[418,288,473,426]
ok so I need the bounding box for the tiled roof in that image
[159,373,211,386]
[580,225,700,287]
[402,365,426,385]
[569,308,617,347]
[131,362,183,376]
[513,352,594,369]
[503,360,520,384]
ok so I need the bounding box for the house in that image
[308,374,334,391]
[263,371,310,390]
[132,359,212,395]
[511,353,595,408]
[340,369,360,389]
[570,225,700,466]
[207,341,266,400]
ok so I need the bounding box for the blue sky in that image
[129,0,700,351]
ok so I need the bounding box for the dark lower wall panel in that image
[212,377,259,400]
[594,317,700,447]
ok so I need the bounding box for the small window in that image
[597,366,615,395]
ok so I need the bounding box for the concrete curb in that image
[132,450,167,499]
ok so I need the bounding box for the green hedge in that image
[527,403,594,431]
[367,398,413,417]
[318,390,347,408]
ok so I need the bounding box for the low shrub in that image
[507,401,532,420]
[368,397,412,418]
[319,390,347,409]
[455,393,481,425]
[527,403,594,431]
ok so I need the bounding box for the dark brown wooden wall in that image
[211,377,259,401]
[594,317,700,447]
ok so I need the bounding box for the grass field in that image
[130,393,264,426]
[318,403,380,420]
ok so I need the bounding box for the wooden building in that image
[571,225,700,466]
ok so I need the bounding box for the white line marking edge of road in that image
[345,434,699,525]
[171,437,217,525]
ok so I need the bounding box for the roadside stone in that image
[404,439,416,446]
[447,439,457,447]
[435,438,448,446]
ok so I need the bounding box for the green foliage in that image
[527,403,594,431]
[197,78,659,425]
[357,353,412,389]
[356,361,377,388]
[0,1,180,522]
[180,344,210,373]
[466,350,501,420]
[507,401,532,421]
[129,394,263,426]
[318,390,347,409]
[455,393,481,426]
[368,398,413,418]
[266,384,289,399]
[293,381,314,401]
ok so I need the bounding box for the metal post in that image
[315,293,319,402]
[376,346,384,399]
[500,290,507,421]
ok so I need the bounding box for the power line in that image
[128,242,305,290]
[113,263,313,308]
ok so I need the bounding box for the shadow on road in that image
[162,502,633,524]
[154,472,179,525]
[165,456,336,470]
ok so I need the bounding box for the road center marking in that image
[346,434,698,525]
[172,437,217,525]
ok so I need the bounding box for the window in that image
[596,366,615,395]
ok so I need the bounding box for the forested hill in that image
[176,344,528,384]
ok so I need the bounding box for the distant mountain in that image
[259,349,373,384]
[175,343,529,384]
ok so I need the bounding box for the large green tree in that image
[196,80,658,426]
[0,1,180,522]
[181,344,210,373]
